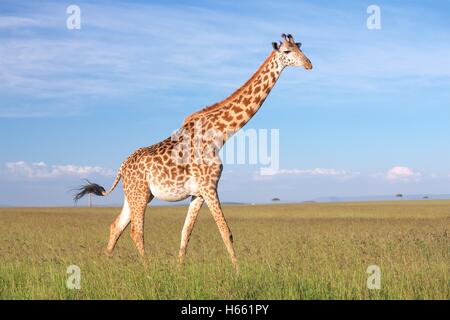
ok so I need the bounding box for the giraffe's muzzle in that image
[304,58,313,70]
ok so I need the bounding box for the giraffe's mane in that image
[182,51,276,125]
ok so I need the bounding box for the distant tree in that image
[395,194,403,198]
[423,196,429,199]
[271,198,280,202]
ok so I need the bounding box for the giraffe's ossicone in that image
[74,34,312,269]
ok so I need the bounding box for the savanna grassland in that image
[0,201,448,300]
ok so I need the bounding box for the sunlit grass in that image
[0,201,448,299]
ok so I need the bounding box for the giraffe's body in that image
[75,34,312,268]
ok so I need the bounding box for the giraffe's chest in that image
[147,176,199,202]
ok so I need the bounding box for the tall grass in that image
[0,201,448,299]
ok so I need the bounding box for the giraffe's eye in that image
[283,50,291,54]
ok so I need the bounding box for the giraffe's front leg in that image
[179,196,204,265]
[201,189,238,272]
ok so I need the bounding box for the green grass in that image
[0,201,449,299]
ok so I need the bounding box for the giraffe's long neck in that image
[184,51,283,142]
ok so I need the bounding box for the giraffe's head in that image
[272,33,312,70]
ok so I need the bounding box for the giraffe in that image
[74,34,312,269]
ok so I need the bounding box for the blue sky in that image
[0,0,449,206]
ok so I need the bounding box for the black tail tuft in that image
[73,179,106,203]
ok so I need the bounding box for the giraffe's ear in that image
[295,42,302,48]
[272,42,280,51]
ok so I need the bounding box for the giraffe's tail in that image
[72,167,122,203]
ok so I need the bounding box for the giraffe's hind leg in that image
[127,188,152,258]
[105,198,131,256]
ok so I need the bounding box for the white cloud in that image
[276,168,353,176]
[386,166,421,182]
[5,161,114,179]
[0,16,38,28]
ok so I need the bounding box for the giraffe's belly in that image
[148,177,199,202]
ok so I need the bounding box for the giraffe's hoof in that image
[104,248,113,258]
[140,256,149,268]
[177,260,187,274]
[232,261,240,274]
